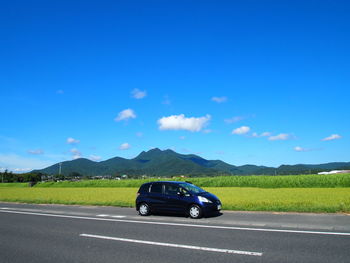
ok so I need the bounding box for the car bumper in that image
[202,202,221,214]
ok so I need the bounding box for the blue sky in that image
[1,0,349,172]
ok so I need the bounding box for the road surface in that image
[0,202,349,263]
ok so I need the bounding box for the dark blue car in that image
[136,181,222,219]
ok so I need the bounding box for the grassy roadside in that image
[0,183,30,188]
[33,173,350,188]
[1,187,349,213]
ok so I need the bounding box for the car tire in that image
[188,204,202,219]
[138,203,150,216]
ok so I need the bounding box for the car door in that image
[164,183,189,213]
[148,182,167,211]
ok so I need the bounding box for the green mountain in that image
[32,148,350,177]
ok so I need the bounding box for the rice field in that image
[1,187,349,213]
[0,187,135,207]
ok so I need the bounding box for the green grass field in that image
[33,173,350,188]
[1,187,349,213]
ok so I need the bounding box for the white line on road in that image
[96,214,126,218]
[80,233,263,256]
[1,209,350,236]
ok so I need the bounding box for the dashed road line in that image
[97,214,126,218]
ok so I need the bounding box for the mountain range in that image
[32,148,350,177]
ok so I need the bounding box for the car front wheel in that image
[189,204,202,219]
[138,203,150,216]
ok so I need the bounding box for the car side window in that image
[164,184,180,196]
[179,187,190,196]
[150,183,163,194]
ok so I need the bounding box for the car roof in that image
[145,181,188,184]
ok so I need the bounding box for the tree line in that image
[0,170,43,183]
[0,170,90,184]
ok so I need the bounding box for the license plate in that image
[217,205,221,210]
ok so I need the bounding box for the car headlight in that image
[198,196,212,203]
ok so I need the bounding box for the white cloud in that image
[28,149,44,155]
[261,132,271,137]
[89,155,102,161]
[268,133,290,141]
[13,168,32,172]
[67,137,80,144]
[232,126,250,135]
[0,167,32,173]
[252,132,271,138]
[211,96,228,103]
[293,146,319,152]
[119,143,131,150]
[0,153,53,172]
[252,132,259,137]
[294,146,307,152]
[203,129,213,134]
[322,134,342,141]
[158,114,211,132]
[115,109,136,121]
[70,148,80,154]
[179,136,186,140]
[224,116,244,124]
[131,89,147,99]
[70,148,82,159]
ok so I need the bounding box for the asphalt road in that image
[0,203,349,263]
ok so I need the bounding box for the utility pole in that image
[2,168,7,183]
[59,163,62,175]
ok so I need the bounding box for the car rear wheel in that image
[139,203,150,216]
[189,204,202,219]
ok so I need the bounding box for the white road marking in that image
[1,208,350,236]
[80,233,262,256]
[0,207,9,210]
[96,214,126,218]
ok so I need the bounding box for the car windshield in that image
[179,183,206,194]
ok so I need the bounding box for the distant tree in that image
[16,174,24,182]
[56,174,65,181]
[29,173,42,182]
[2,169,15,182]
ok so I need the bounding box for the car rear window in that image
[150,183,162,193]
[138,183,150,193]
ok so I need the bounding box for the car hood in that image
[197,192,220,202]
